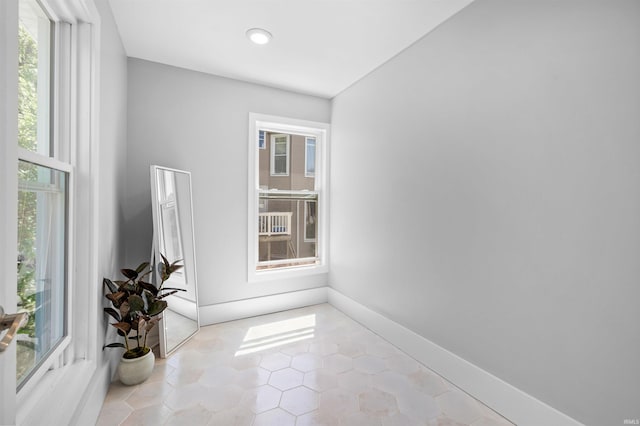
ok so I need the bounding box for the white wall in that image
[330,1,640,425]
[125,59,331,308]
[94,0,128,376]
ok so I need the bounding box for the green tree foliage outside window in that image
[17,23,40,362]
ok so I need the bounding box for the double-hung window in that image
[16,0,71,391]
[248,114,330,280]
[1,0,96,424]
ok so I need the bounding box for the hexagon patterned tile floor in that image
[97,304,514,426]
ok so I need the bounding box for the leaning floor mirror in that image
[150,165,200,357]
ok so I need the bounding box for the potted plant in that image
[102,255,184,385]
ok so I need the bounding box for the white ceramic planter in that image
[117,349,155,385]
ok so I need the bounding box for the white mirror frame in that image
[150,165,200,358]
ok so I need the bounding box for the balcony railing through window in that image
[257,191,319,269]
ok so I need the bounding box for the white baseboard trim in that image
[327,288,583,426]
[199,287,328,325]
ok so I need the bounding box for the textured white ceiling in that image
[108,0,474,98]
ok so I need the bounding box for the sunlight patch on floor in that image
[235,314,316,356]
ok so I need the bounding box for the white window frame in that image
[270,133,290,176]
[248,113,330,282]
[1,0,100,424]
[305,137,316,178]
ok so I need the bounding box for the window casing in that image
[248,114,330,281]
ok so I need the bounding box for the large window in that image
[248,114,329,280]
[2,0,96,423]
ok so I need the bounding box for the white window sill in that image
[249,263,328,283]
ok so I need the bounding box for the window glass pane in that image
[275,140,287,155]
[17,161,68,388]
[257,193,318,269]
[258,130,320,270]
[306,138,315,176]
[18,0,52,156]
[304,200,317,241]
[274,156,287,175]
[262,133,314,190]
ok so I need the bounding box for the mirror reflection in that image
[150,165,199,357]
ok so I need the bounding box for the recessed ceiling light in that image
[246,28,272,45]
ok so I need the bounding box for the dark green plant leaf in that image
[145,317,159,332]
[121,283,137,293]
[104,307,121,321]
[139,281,159,296]
[157,262,168,281]
[121,268,138,280]
[161,254,172,281]
[103,278,117,293]
[112,322,131,334]
[168,264,184,274]
[138,269,152,280]
[168,259,184,274]
[157,290,180,299]
[106,291,126,307]
[159,287,186,292]
[135,262,150,274]
[119,301,130,318]
[147,299,168,316]
[103,343,125,349]
[127,294,144,312]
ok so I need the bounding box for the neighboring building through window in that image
[248,114,329,279]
